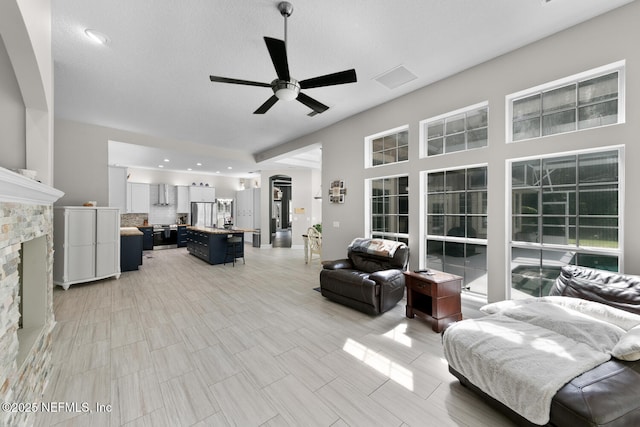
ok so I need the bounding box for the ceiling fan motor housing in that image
[273,79,300,101]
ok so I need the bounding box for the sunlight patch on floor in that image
[382,323,412,348]
[342,338,414,391]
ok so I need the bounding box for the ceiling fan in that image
[209,1,357,116]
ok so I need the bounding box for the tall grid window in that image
[510,149,621,298]
[421,103,488,156]
[425,166,487,295]
[367,127,409,167]
[509,63,624,142]
[370,175,409,244]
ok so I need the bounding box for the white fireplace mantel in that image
[0,167,64,205]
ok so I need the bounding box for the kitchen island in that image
[120,227,143,271]
[185,226,248,265]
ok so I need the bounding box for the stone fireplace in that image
[0,167,63,426]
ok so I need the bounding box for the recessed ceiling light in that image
[158,165,164,168]
[216,171,220,174]
[227,166,233,170]
[164,158,170,162]
[187,168,192,171]
[196,162,202,166]
[84,29,109,45]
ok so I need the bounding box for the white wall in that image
[0,0,53,184]
[0,36,25,170]
[270,2,640,302]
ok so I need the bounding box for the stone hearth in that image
[0,167,63,426]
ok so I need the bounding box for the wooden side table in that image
[404,270,463,332]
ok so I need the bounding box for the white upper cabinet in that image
[176,185,189,213]
[189,186,215,202]
[128,182,150,213]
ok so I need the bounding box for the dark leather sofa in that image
[448,265,640,427]
[319,238,409,315]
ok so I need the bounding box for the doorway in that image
[270,175,292,247]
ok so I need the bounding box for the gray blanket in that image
[443,301,626,425]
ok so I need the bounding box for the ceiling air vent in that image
[374,65,417,90]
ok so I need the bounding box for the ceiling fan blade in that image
[254,95,279,114]
[299,69,357,89]
[264,37,290,82]
[297,92,329,114]
[210,75,271,87]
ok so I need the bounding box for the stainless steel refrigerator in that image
[191,202,217,228]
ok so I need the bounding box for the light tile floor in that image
[34,246,515,426]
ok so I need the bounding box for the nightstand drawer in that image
[409,280,433,296]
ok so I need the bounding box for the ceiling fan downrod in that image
[278,1,293,51]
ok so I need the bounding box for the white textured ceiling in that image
[52,0,635,177]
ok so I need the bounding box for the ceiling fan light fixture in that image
[273,79,300,101]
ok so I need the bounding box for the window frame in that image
[364,125,409,169]
[423,164,489,295]
[505,60,626,144]
[365,174,410,243]
[507,146,625,298]
[419,101,489,158]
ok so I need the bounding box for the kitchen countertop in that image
[120,227,144,236]
[186,226,255,235]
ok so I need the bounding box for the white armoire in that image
[53,207,120,289]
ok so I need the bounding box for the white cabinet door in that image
[129,183,150,213]
[95,208,120,278]
[66,209,96,282]
[189,186,215,202]
[177,186,189,213]
[189,186,202,202]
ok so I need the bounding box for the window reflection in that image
[512,71,619,141]
[510,149,621,297]
[426,166,488,295]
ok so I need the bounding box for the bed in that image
[443,265,640,426]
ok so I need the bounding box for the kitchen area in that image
[109,167,261,270]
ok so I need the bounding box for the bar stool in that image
[224,235,244,266]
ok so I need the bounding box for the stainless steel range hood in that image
[156,184,171,205]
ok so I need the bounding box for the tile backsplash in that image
[121,213,148,227]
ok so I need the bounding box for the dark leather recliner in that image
[319,238,409,315]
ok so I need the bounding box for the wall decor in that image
[329,180,346,203]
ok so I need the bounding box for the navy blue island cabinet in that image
[185,227,244,265]
[120,227,144,271]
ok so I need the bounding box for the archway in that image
[270,175,292,247]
